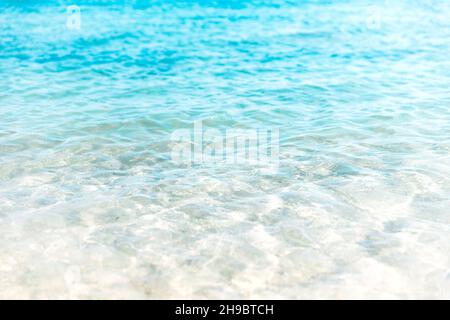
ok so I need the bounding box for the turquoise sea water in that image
[1,0,450,299]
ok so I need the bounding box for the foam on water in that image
[1,0,450,299]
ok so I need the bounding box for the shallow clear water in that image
[1,0,450,299]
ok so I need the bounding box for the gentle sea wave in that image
[1,0,450,299]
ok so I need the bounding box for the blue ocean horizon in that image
[0,0,449,299]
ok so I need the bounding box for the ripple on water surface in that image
[0,0,450,299]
